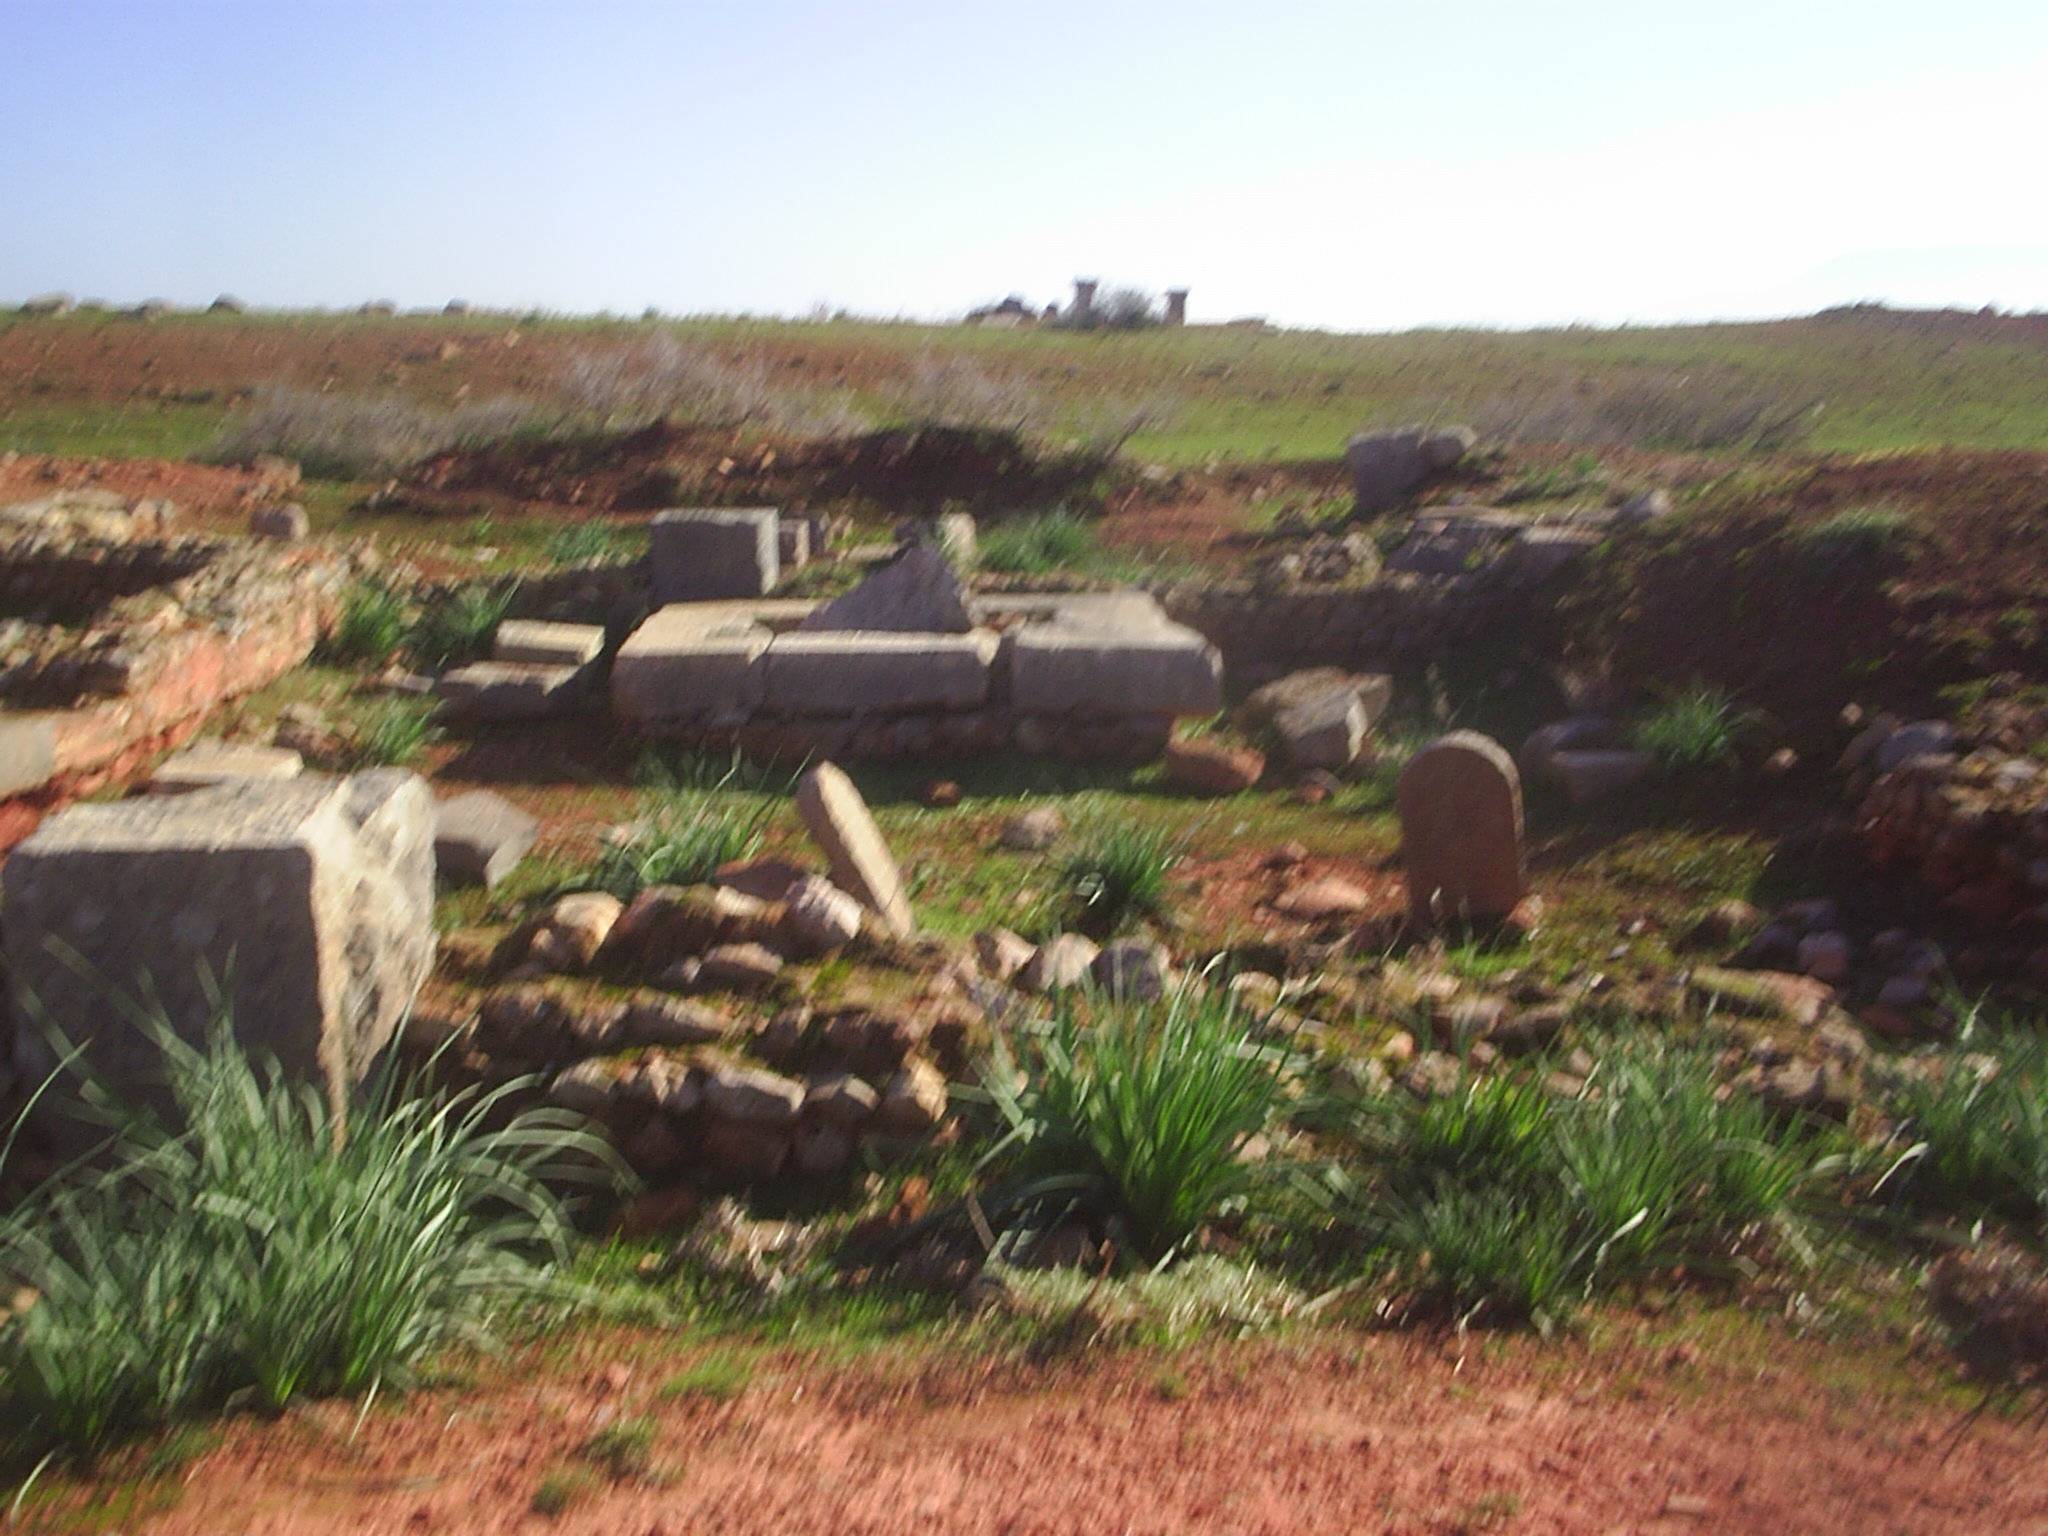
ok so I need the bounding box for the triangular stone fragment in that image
[797,545,972,633]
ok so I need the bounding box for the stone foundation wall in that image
[1160,574,1549,685]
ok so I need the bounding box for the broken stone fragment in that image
[432,789,539,888]
[781,875,863,955]
[530,891,623,973]
[1018,934,1100,995]
[795,761,914,937]
[873,1059,949,1137]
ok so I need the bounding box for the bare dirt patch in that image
[100,1327,2046,1536]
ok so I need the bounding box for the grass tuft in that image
[1630,685,1755,773]
[1055,821,1180,937]
[588,792,771,901]
[406,586,515,672]
[323,583,411,666]
[0,1017,617,1463]
[660,1353,753,1402]
[978,509,1102,575]
[978,987,1296,1263]
[351,698,442,768]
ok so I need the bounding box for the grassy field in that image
[4,305,2046,467]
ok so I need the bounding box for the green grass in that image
[0,1018,617,1463]
[1054,821,1181,938]
[577,1415,658,1479]
[660,1352,753,1402]
[530,1468,597,1517]
[977,987,1297,1263]
[1630,685,1756,773]
[1883,1017,2048,1232]
[322,583,411,666]
[587,791,772,900]
[406,585,516,671]
[544,521,644,566]
[10,307,2048,468]
[350,698,442,768]
[1337,1036,1844,1328]
[1791,503,1917,568]
[978,509,1103,574]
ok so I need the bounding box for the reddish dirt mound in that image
[0,452,280,534]
[401,422,1120,522]
[108,1329,2047,1536]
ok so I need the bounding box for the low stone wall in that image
[1161,574,1547,685]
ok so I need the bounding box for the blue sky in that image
[4,0,2045,329]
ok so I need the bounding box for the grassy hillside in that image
[2,305,2045,466]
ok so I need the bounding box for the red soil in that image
[0,452,278,534]
[108,1328,2046,1536]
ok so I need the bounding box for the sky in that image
[4,0,2046,331]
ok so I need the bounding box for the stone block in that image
[1005,622,1221,717]
[434,660,583,720]
[795,761,913,937]
[433,789,539,887]
[1346,425,1473,514]
[777,517,811,571]
[1397,731,1524,926]
[611,610,769,728]
[762,632,996,714]
[493,619,604,668]
[649,508,779,603]
[5,771,435,1127]
[0,712,59,798]
[148,742,305,795]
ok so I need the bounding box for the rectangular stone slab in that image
[761,633,997,714]
[650,508,780,603]
[1004,622,1222,716]
[5,770,436,1134]
[147,742,305,794]
[434,660,584,720]
[494,619,604,668]
[612,609,770,727]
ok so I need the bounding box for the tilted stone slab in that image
[435,660,584,720]
[494,619,604,668]
[797,545,973,634]
[148,742,305,795]
[1005,621,1221,717]
[650,508,780,603]
[5,770,435,1131]
[762,632,997,715]
[611,607,771,727]
[795,761,913,937]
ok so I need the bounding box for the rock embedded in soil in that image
[701,1062,806,1127]
[146,741,305,795]
[700,941,785,990]
[782,874,864,955]
[973,926,1036,981]
[796,760,914,937]
[1272,875,1373,921]
[873,1058,950,1137]
[1019,933,1101,994]
[248,502,310,540]
[1090,937,1173,1002]
[1164,737,1265,795]
[998,806,1065,851]
[431,789,539,889]
[531,891,623,972]
[803,1072,881,1130]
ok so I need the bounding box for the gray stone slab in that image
[611,608,770,727]
[0,712,57,799]
[433,789,540,888]
[5,770,435,1131]
[762,632,996,714]
[434,660,583,720]
[796,545,973,634]
[148,742,305,795]
[650,508,780,603]
[1004,622,1221,716]
[493,619,604,668]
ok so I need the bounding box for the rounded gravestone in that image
[1396,730,1524,926]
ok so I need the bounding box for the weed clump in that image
[1335,1039,1840,1328]
[1883,1017,2048,1229]
[978,988,1296,1263]
[1055,821,1179,937]
[0,1021,615,1462]
[322,582,411,665]
[978,509,1103,576]
[209,385,539,479]
[589,794,771,901]
[350,697,441,768]
[406,585,515,671]
[1631,685,1755,773]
